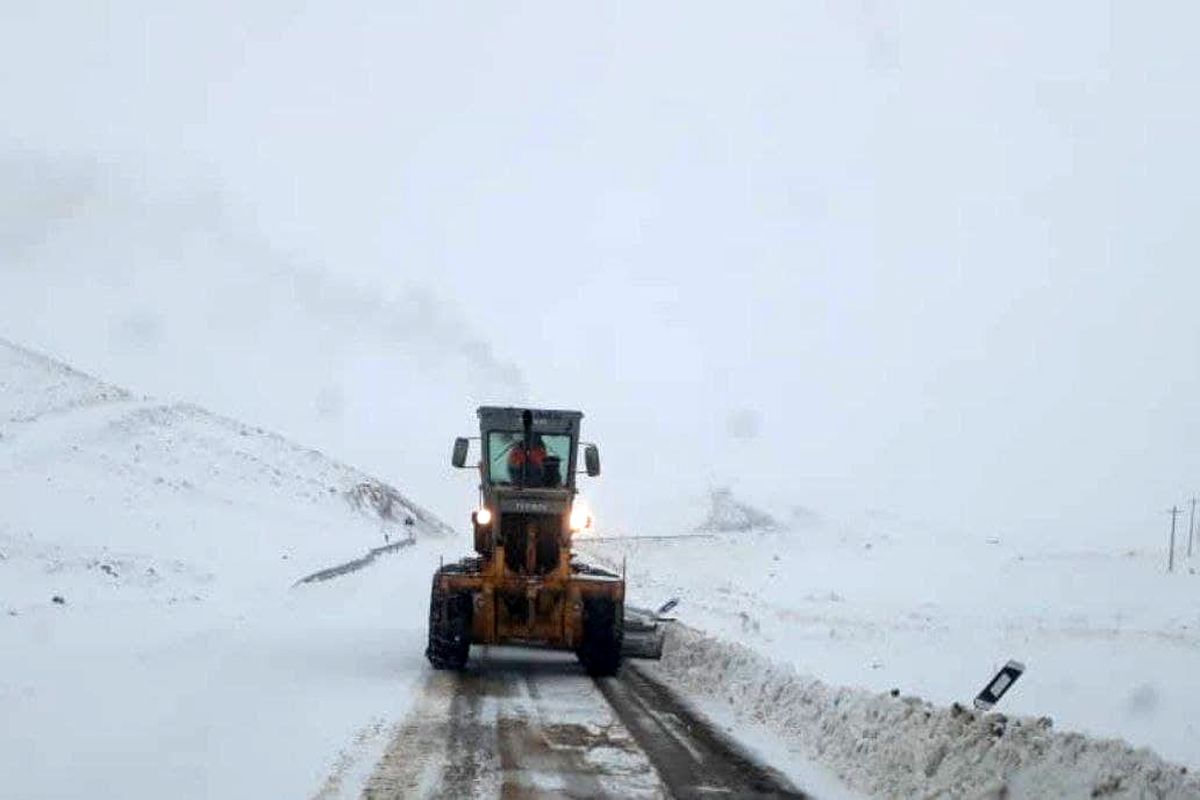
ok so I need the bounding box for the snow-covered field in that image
[582,497,1200,797]
[0,338,457,798]
[6,337,1199,798]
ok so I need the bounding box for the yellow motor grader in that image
[426,407,625,675]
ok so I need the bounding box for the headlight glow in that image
[474,507,493,526]
[569,501,592,532]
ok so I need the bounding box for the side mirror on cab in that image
[452,437,470,468]
[584,444,601,477]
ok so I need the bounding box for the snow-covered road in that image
[358,647,804,799]
[362,649,662,798]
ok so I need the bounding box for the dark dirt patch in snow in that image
[344,480,451,536]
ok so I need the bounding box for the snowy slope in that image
[581,501,1200,798]
[0,338,457,799]
[0,337,449,579]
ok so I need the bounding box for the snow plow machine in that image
[426,406,656,676]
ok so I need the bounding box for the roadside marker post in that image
[1168,506,1181,573]
[973,660,1026,711]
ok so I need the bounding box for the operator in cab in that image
[506,434,563,488]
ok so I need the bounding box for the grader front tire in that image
[577,596,623,677]
[426,581,473,670]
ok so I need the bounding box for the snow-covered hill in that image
[0,335,449,577]
[0,338,456,799]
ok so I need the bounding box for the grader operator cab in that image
[426,407,625,675]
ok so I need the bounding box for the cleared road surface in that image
[362,647,805,799]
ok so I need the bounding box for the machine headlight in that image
[474,507,493,526]
[569,501,592,532]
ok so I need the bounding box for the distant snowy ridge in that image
[695,487,782,533]
[648,624,1200,799]
[0,335,131,422]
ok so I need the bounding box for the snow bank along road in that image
[359,646,805,799]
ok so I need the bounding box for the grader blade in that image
[622,605,667,659]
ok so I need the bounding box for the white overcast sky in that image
[3,2,1198,543]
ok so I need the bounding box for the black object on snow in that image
[973,660,1025,711]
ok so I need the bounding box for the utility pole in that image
[1189,496,1197,559]
[1168,506,1181,573]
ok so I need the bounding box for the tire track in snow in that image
[360,647,807,799]
[361,649,663,799]
[597,662,807,799]
[309,717,389,800]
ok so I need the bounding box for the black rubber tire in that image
[425,579,473,670]
[578,596,624,677]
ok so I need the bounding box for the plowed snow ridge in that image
[646,624,1200,799]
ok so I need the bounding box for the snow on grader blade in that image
[427,407,633,676]
[621,606,667,660]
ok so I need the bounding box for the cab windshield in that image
[488,431,572,488]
